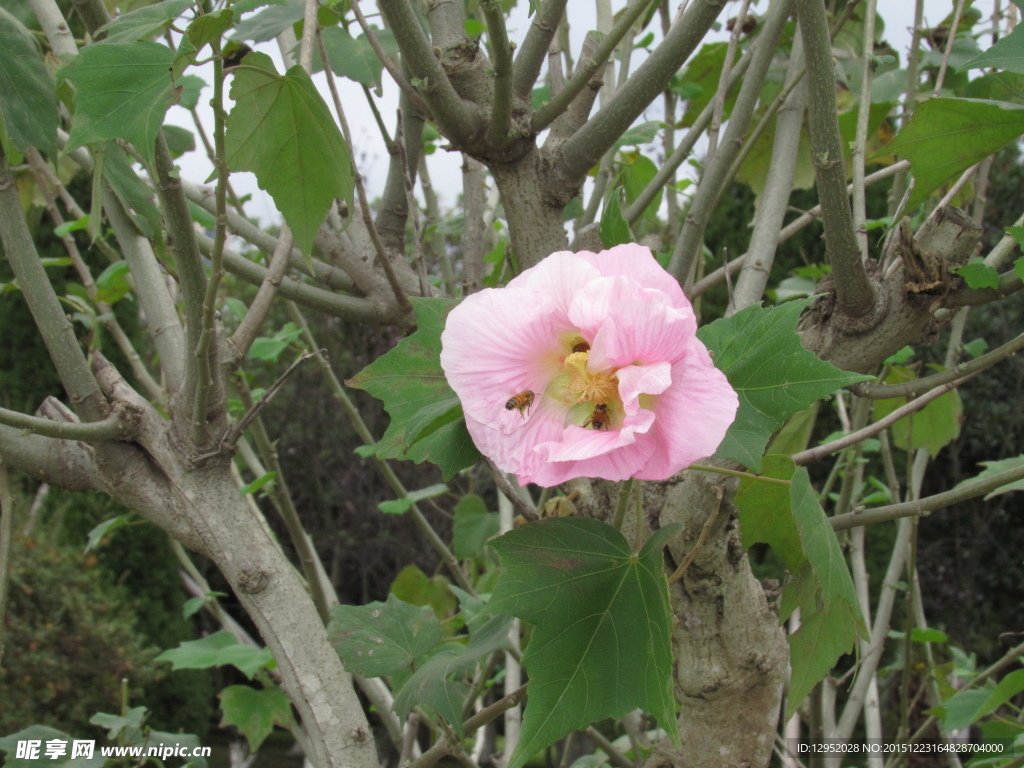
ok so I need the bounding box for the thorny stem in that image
[799,0,877,319]
[193,42,230,446]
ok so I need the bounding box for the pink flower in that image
[440,244,739,487]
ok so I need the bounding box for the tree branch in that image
[667,0,796,282]
[229,228,295,360]
[483,0,514,148]
[352,0,433,117]
[0,459,12,667]
[556,0,726,183]
[0,426,100,492]
[377,0,481,143]
[512,0,569,98]
[0,403,137,442]
[830,461,1024,532]
[799,0,878,318]
[0,158,107,421]
[533,0,656,132]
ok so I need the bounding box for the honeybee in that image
[505,390,535,417]
[583,403,610,430]
[572,340,591,354]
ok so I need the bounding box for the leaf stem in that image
[613,478,634,530]
[689,463,792,486]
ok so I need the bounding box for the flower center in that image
[563,351,618,404]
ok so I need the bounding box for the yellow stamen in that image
[563,351,618,404]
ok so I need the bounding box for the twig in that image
[585,726,637,768]
[0,405,132,442]
[668,486,722,585]
[933,0,968,96]
[792,374,975,465]
[851,0,879,260]
[851,331,1024,399]
[406,686,529,768]
[396,113,430,297]
[484,458,539,522]
[0,459,15,667]
[315,28,413,312]
[830,460,1024,532]
[706,0,751,168]
[512,0,569,98]
[216,350,322,455]
[349,0,433,118]
[533,0,657,132]
[689,463,792,486]
[230,228,296,359]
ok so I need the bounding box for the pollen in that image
[563,351,618,404]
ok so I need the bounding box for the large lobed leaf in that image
[485,518,681,768]
[155,631,274,680]
[94,0,195,44]
[346,297,482,480]
[698,301,872,471]
[879,98,1024,213]
[218,685,293,752]
[62,42,175,167]
[737,456,867,719]
[0,9,58,158]
[225,51,354,256]
[327,593,442,678]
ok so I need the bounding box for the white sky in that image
[165,0,1004,227]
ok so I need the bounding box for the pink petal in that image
[509,250,601,332]
[440,288,564,430]
[535,409,655,462]
[631,337,739,481]
[465,397,571,480]
[616,362,672,416]
[569,276,696,368]
[576,243,688,309]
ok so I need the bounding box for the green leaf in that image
[873,365,963,458]
[174,9,235,78]
[155,631,275,679]
[452,494,500,559]
[954,258,1001,290]
[91,706,147,740]
[62,42,176,168]
[315,25,399,89]
[697,301,872,471]
[0,8,59,157]
[911,627,948,643]
[247,321,302,362]
[94,261,133,305]
[177,74,207,109]
[878,98,1024,213]
[231,0,305,42]
[95,0,195,44]
[620,153,662,221]
[85,513,131,552]
[182,596,206,619]
[102,141,162,237]
[783,469,866,718]
[963,20,1024,74]
[54,217,89,238]
[735,455,802,570]
[933,670,1024,732]
[327,593,443,677]
[485,518,680,768]
[0,726,108,768]
[390,564,458,621]
[239,471,277,495]
[675,42,731,127]
[955,455,1024,499]
[346,297,482,480]
[598,188,632,248]
[225,51,354,255]
[615,120,661,148]
[393,613,513,734]
[234,0,288,13]
[377,482,448,514]
[219,685,293,752]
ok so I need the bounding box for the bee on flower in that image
[439,244,738,487]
